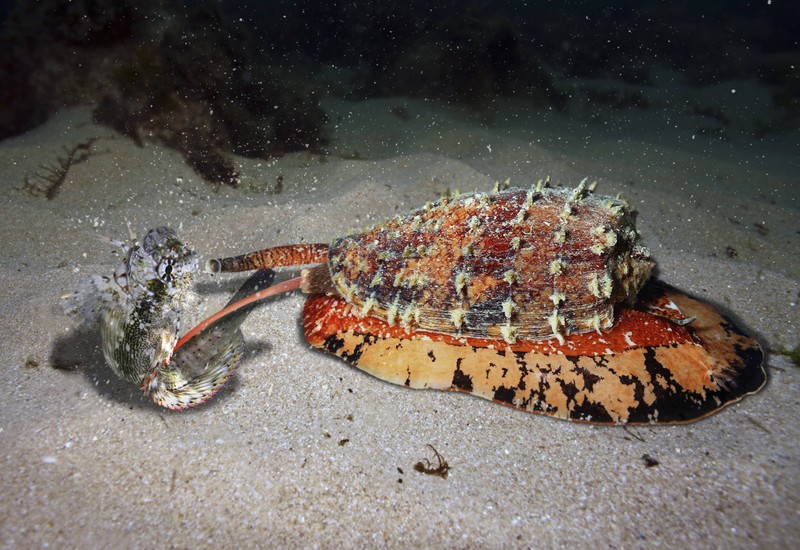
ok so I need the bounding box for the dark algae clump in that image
[93,3,327,187]
[0,0,327,187]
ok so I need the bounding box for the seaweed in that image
[783,345,800,368]
[2,0,328,188]
[24,137,100,200]
[90,3,328,187]
[184,149,240,190]
[413,444,450,479]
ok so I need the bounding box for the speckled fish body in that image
[101,227,199,392]
[100,227,261,410]
[157,269,276,409]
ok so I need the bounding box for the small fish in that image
[99,227,270,409]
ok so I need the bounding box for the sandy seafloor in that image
[0,92,798,548]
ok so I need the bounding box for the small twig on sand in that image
[413,444,450,479]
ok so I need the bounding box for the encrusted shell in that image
[327,183,653,343]
[202,181,765,422]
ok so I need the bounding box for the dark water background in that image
[0,0,798,195]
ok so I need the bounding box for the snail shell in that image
[326,183,653,343]
[204,180,764,423]
[303,281,766,424]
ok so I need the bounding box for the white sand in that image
[0,96,797,547]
